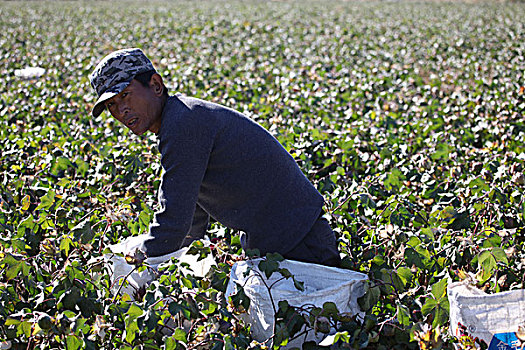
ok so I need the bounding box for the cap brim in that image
[91,81,131,117]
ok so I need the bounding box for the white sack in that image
[225,259,368,348]
[14,67,45,79]
[448,281,525,349]
[106,235,216,300]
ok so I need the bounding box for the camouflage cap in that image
[89,48,156,117]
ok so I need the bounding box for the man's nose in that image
[118,103,129,118]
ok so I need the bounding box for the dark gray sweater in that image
[144,94,324,257]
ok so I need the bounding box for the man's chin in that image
[129,127,146,136]
[132,129,146,136]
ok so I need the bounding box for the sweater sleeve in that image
[144,104,216,257]
[181,204,210,247]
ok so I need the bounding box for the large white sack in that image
[106,235,216,300]
[225,258,368,348]
[448,281,525,349]
[14,67,45,79]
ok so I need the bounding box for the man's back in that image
[145,94,325,257]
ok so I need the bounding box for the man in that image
[89,48,340,267]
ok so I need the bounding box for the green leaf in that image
[357,283,380,311]
[404,248,424,269]
[224,334,235,350]
[415,244,431,260]
[334,331,351,343]
[420,227,435,242]
[126,303,143,320]
[258,258,280,279]
[430,278,448,299]
[181,277,193,289]
[17,215,37,237]
[449,210,470,230]
[266,252,284,262]
[273,323,290,348]
[138,210,151,229]
[125,322,139,343]
[391,270,406,292]
[60,236,73,256]
[66,335,83,350]
[421,298,437,316]
[59,287,80,310]
[72,219,93,244]
[164,336,178,350]
[230,235,241,247]
[5,318,21,326]
[5,260,22,280]
[478,250,496,273]
[432,298,450,327]
[482,235,501,248]
[322,302,339,317]
[2,254,28,280]
[439,206,456,222]
[230,284,251,312]
[36,189,56,210]
[406,236,421,248]
[492,247,508,265]
[397,304,411,326]
[278,268,292,278]
[384,168,405,191]
[75,159,89,177]
[293,278,305,292]
[20,195,30,211]
[18,321,32,338]
[397,267,413,287]
[169,302,191,320]
[201,300,217,315]
[173,328,187,342]
[468,177,490,195]
[421,296,449,328]
[371,254,385,266]
[431,142,450,161]
[51,156,73,176]
[278,300,289,313]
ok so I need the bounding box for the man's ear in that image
[150,73,164,96]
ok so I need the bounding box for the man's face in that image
[104,78,163,135]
